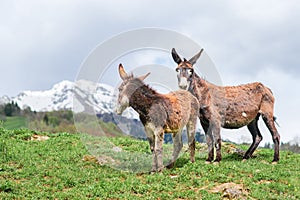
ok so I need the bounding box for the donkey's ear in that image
[138,72,150,81]
[118,63,128,80]
[189,48,204,65]
[171,48,182,64]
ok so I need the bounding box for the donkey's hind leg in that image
[262,113,280,162]
[186,121,196,163]
[166,130,183,169]
[212,123,222,163]
[154,130,165,172]
[244,115,262,160]
[145,125,157,172]
[260,95,280,162]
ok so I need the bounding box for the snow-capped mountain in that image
[0,95,10,105]
[0,80,138,119]
[13,80,77,112]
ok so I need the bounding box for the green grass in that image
[2,116,27,130]
[0,128,299,199]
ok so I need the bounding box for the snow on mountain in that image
[0,80,140,119]
[73,79,138,119]
[72,79,116,114]
[13,80,74,112]
[0,95,10,105]
[0,80,114,114]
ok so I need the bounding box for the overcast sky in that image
[1,0,299,143]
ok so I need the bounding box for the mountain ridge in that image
[0,80,139,120]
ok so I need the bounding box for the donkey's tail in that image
[273,116,280,127]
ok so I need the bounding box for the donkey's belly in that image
[223,120,251,129]
[222,110,258,129]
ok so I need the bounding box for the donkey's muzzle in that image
[179,77,188,90]
[115,96,129,115]
[115,105,123,115]
[115,109,123,115]
[179,85,187,90]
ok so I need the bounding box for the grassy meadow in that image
[2,116,27,130]
[0,127,299,199]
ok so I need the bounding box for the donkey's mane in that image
[123,73,134,80]
[195,73,207,82]
[126,76,159,97]
[194,72,268,90]
[191,72,209,88]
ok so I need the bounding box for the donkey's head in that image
[115,64,150,115]
[172,48,204,90]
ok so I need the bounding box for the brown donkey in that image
[115,64,199,172]
[171,48,280,163]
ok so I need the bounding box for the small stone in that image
[112,146,122,152]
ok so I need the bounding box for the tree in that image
[3,101,21,116]
[4,103,13,116]
[43,114,49,125]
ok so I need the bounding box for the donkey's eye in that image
[187,69,193,75]
[176,68,180,73]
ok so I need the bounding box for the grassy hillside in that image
[0,128,299,199]
[2,116,27,130]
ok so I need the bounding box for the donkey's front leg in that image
[154,130,164,172]
[202,122,214,163]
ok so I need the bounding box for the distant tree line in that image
[0,101,33,119]
[0,101,21,117]
[30,110,75,133]
[264,141,300,154]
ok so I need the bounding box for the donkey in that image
[115,64,199,172]
[171,48,280,163]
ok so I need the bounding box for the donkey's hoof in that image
[150,167,157,173]
[213,161,220,165]
[166,163,175,169]
[242,159,247,162]
[271,161,278,165]
[205,161,212,164]
[157,167,164,172]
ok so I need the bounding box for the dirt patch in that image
[210,182,250,200]
[196,142,246,156]
[222,143,245,155]
[257,180,272,184]
[82,154,120,166]
[30,135,50,141]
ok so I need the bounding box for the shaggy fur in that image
[172,48,280,163]
[116,64,199,171]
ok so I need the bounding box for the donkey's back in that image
[159,90,199,133]
[208,82,275,129]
